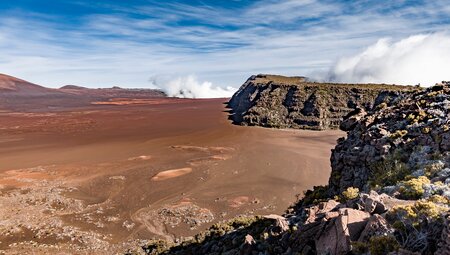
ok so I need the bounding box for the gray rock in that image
[358,214,393,242]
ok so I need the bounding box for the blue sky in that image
[1,0,450,90]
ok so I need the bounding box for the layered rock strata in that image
[228,74,419,130]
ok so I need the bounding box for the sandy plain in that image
[0,97,344,254]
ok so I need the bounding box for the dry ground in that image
[0,98,343,254]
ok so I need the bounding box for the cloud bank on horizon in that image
[328,33,450,86]
[1,1,450,97]
[156,75,236,98]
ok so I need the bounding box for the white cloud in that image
[156,75,236,98]
[1,0,450,93]
[328,33,450,86]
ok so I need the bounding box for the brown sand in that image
[151,168,193,181]
[0,98,344,254]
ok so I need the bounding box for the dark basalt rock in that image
[228,74,419,130]
[329,82,450,195]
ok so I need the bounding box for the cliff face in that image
[228,74,419,130]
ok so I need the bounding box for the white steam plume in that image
[328,33,450,86]
[156,75,237,98]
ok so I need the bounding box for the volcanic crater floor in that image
[0,98,343,254]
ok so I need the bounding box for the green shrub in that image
[351,241,368,254]
[369,235,399,255]
[398,176,430,199]
[389,130,408,139]
[302,185,329,205]
[369,150,410,187]
[141,240,172,255]
[375,102,387,110]
[422,126,431,134]
[390,200,445,220]
[342,187,359,201]
[424,162,444,177]
[413,200,445,219]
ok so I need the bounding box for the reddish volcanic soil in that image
[0,97,344,254]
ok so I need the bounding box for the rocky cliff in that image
[228,74,419,130]
[330,82,450,195]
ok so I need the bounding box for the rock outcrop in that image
[228,74,419,130]
[330,82,450,196]
[437,215,450,255]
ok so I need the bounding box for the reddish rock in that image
[263,214,289,232]
[240,234,256,255]
[315,208,370,255]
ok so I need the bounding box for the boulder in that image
[315,208,370,255]
[358,214,393,242]
[340,108,367,131]
[263,214,289,232]
[305,200,340,224]
[357,191,388,214]
[240,234,256,255]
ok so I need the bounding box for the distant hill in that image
[0,73,166,111]
[0,73,61,96]
[59,85,89,90]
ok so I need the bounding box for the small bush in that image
[141,240,172,255]
[302,185,329,205]
[390,200,445,220]
[407,110,427,123]
[423,161,445,177]
[389,129,408,139]
[375,102,387,110]
[413,200,445,219]
[342,187,359,201]
[351,241,368,254]
[369,150,410,187]
[422,127,431,134]
[369,235,399,255]
[398,176,430,199]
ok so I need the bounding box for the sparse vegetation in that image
[389,129,408,139]
[422,126,431,134]
[428,194,450,205]
[368,235,399,255]
[387,200,446,253]
[351,241,368,254]
[368,149,410,188]
[342,187,359,201]
[398,176,430,199]
[389,200,445,220]
[301,185,330,205]
[375,102,387,110]
[424,161,445,177]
